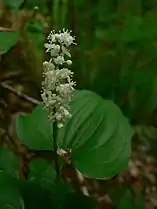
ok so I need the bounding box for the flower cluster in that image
[41,29,76,128]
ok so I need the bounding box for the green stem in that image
[53,121,60,179]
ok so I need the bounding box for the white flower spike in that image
[41,29,76,128]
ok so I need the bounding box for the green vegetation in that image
[1,0,157,208]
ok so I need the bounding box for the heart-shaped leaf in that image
[16,105,53,150]
[16,90,132,179]
[58,90,133,179]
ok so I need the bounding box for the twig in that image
[0,82,40,105]
[0,27,15,31]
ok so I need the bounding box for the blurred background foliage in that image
[1,0,157,208]
[1,0,157,127]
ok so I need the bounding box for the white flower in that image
[42,69,56,90]
[44,44,60,57]
[43,61,55,70]
[61,45,71,57]
[44,43,53,52]
[47,29,76,47]
[55,112,63,121]
[57,123,64,128]
[50,45,60,57]
[60,28,76,47]
[58,68,74,79]
[56,83,75,100]
[53,55,65,65]
[47,30,57,43]
[41,29,76,128]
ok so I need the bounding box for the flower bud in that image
[66,60,72,65]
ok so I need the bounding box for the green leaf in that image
[21,158,57,209]
[16,105,53,150]
[122,15,142,42]
[4,0,24,10]
[0,31,19,54]
[22,177,95,209]
[0,145,19,178]
[23,158,95,209]
[45,178,95,209]
[107,184,129,206]
[117,188,145,209]
[58,90,133,179]
[118,189,133,209]
[51,180,74,209]
[28,158,56,179]
[28,158,57,192]
[21,181,53,209]
[0,171,23,208]
[23,160,73,209]
[142,12,157,39]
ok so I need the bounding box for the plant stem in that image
[53,121,60,179]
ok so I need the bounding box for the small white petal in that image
[61,46,71,57]
[54,56,65,65]
[44,43,52,49]
[57,148,67,156]
[55,34,61,41]
[66,60,72,65]
[58,123,64,128]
